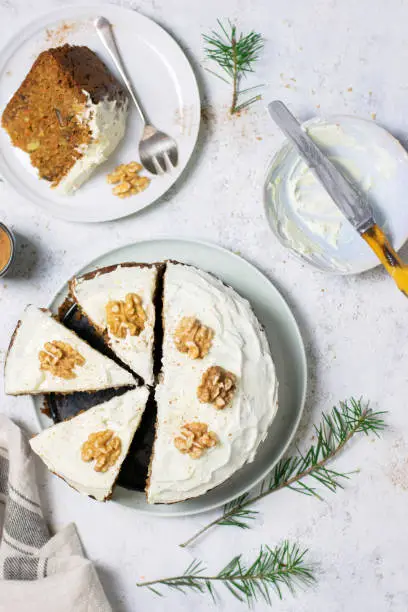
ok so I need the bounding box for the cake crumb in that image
[371,112,377,120]
[45,22,77,46]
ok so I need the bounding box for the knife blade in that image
[268,100,375,235]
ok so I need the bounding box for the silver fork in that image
[94,16,178,175]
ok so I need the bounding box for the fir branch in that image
[203,19,264,115]
[137,541,315,605]
[180,399,386,548]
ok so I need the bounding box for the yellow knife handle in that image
[362,224,408,294]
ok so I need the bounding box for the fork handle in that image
[362,224,408,295]
[94,16,148,126]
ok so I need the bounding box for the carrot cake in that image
[1,44,128,194]
[146,262,279,504]
[4,305,135,395]
[69,263,161,385]
[30,387,149,501]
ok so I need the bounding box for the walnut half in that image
[81,430,122,472]
[197,366,237,409]
[174,316,214,359]
[106,293,147,339]
[39,340,85,379]
[174,422,218,459]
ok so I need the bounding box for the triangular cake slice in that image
[146,262,279,504]
[30,387,149,501]
[70,263,160,385]
[5,305,135,395]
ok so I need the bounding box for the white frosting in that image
[147,263,278,504]
[267,119,399,272]
[30,387,149,501]
[55,93,128,195]
[5,305,135,395]
[71,265,157,385]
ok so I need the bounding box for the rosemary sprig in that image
[180,399,386,548]
[137,541,315,605]
[203,20,264,114]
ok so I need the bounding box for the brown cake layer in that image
[1,44,126,187]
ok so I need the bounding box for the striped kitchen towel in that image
[0,414,112,612]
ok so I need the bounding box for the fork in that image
[94,16,178,175]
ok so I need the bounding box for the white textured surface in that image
[1,0,408,610]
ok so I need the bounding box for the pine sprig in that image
[203,20,264,114]
[180,399,386,547]
[137,541,315,606]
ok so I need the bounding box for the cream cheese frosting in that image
[30,387,149,501]
[71,264,157,385]
[55,93,128,195]
[147,263,278,504]
[4,305,135,395]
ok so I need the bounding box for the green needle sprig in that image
[203,20,264,115]
[180,399,386,548]
[137,541,315,606]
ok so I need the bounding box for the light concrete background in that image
[1,0,408,610]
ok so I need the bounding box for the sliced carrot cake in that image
[146,262,279,504]
[70,263,160,385]
[1,44,128,194]
[30,387,149,501]
[4,305,135,395]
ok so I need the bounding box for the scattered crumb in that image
[290,77,297,82]
[5,71,11,76]
[284,84,291,89]
[369,90,373,96]
[256,136,263,141]
[347,87,353,92]
[371,112,377,120]
[200,105,216,125]
[45,22,77,46]
[316,104,321,109]
[389,457,408,490]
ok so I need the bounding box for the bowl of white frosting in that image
[264,115,408,274]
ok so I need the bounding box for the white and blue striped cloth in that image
[0,415,112,612]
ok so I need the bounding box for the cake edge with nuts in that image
[29,387,149,501]
[69,262,165,386]
[4,305,135,395]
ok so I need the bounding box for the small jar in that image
[0,223,16,278]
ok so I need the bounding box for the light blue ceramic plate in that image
[33,238,307,516]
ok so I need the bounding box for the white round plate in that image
[33,239,307,516]
[264,116,408,274]
[0,6,200,223]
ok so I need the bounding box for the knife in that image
[268,100,408,296]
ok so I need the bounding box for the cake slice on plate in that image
[1,44,128,194]
[4,305,135,395]
[146,262,279,504]
[70,263,160,385]
[30,387,149,501]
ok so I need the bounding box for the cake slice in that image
[30,387,149,501]
[1,44,128,194]
[5,305,135,395]
[70,263,160,385]
[146,262,279,504]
